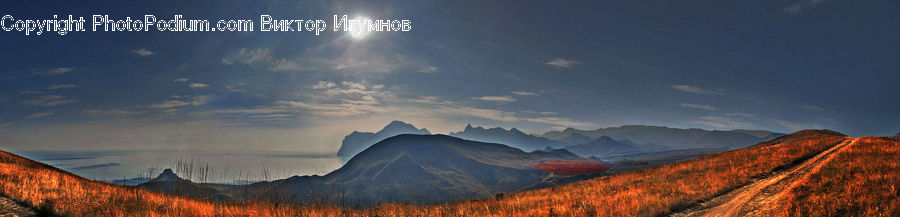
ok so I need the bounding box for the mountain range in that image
[543,125,783,150]
[448,124,565,152]
[336,121,783,160]
[138,122,788,204]
[260,134,601,205]
[6,128,896,216]
[563,136,654,157]
[336,121,430,159]
[145,134,603,205]
[336,121,567,159]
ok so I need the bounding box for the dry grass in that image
[0,131,849,216]
[768,137,900,216]
[0,150,342,217]
[392,132,848,217]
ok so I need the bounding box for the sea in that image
[11,149,344,184]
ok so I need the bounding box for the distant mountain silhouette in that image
[152,169,183,182]
[139,123,790,205]
[751,129,846,148]
[553,133,594,145]
[336,121,430,158]
[543,125,783,150]
[248,134,600,205]
[449,124,564,152]
[529,148,581,159]
[564,136,647,157]
[730,129,780,138]
[137,169,233,201]
[893,132,900,139]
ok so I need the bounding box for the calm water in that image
[13,149,343,183]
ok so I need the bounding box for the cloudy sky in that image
[1,0,898,152]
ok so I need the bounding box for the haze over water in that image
[13,149,343,183]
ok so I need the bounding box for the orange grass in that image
[768,137,900,216]
[383,132,849,216]
[0,131,848,216]
[0,150,343,217]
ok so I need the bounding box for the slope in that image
[764,136,900,216]
[253,134,595,205]
[0,129,880,217]
[136,169,235,202]
[337,120,431,159]
[543,125,783,150]
[563,136,643,157]
[672,136,855,216]
[365,130,849,216]
[450,124,564,151]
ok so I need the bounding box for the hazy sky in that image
[1,0,898,151]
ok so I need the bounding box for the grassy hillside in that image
[389,130,847,216]
[0,130,865,216]
[0,149,343,216]
[766,137,900,216]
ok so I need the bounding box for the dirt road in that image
[671,138,856,217]
[0,196,36,217]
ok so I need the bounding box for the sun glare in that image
[349,16,371,39]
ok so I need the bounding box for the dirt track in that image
[671,137,856,217]
[0,196,36,217]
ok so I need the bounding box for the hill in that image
[550,132,594,145]
[336,120,431,159]
[0,149,322,216]
[248,134,600,205]
[449,124,564,151]
[416,130,853,216]
[1,129,898,216]
[764,136,900,216]
[339,122,782,159]
[136,169,234,202]
[563,136,645,157]
[543,125,783,150]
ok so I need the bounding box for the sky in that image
[1,0,898,152]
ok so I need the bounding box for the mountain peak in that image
[337,121,431,158]
[150,168,184,182]
[562,127,579,133]
[462,124,492,132]
[383,120,416,130]
[386,120,409,125]
[450,124,564,151]
[378,120,429,135]
[319,134,592,205]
